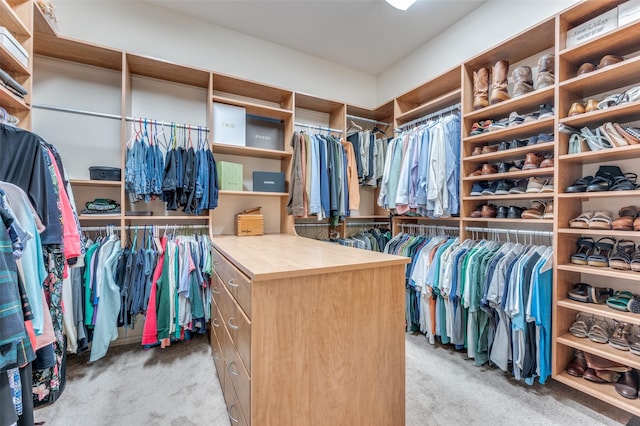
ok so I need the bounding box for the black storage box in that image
[246,115,284,151]
[89,166,121,181]
[253,171,285,193]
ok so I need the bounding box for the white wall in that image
[376,0,580,104]
[52,0,377,107]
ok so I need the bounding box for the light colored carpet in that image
[35,333,633,425]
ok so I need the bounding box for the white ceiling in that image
[146,0,487,74]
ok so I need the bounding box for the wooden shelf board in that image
[560,20,640,63]
[213,95,292,121]
[33,2,57,35]
[0,85,28,112]
[559,143,640,165]
[464,86,555,122]
[213,73,292,105]
[560,101,640,129]
[127,53,210,88]
[558,333,640,370]
[0,0,30,37]
[558,228,640,238]
[219,190,288,197]
[559,56,640,98]
[464,167,554,182]
[463,117,555,145]
[557,264,640,282]
[462,193,554,202]
[69,179,121,187]
[558,189,640,199]
[125,215,208,221]
[295,93,344,113]
[211,143,291,159]
[465,18,555,69]
[554,372,640,418]
[558,1,626,27]
[558,299,640,328]
[396,66,461,107]
[347,215,390,220]
[347,101,394,123]
[0,44,29,75]
[34,34,122,71]
[464,142,555,163]
[78,215,121,221]
[396,89,461,124]
[392,216,460,221]
[463,217,553,224]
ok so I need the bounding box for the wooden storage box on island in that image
[235,206,264,236]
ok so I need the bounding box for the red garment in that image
[141,237,167,346]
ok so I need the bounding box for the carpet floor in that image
[35,333,633,425]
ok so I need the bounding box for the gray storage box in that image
[253,171,285,193]
[246,115,284,151]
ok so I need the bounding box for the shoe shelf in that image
[463,193,553,202]
[555,372,640,417]
[0,42,29,76]
[558,333,640,371]
[69,179,122,187]
[559,101,640,129]
[558,189,640,199]
[558,299,640,328]
[463,141,555,163]
[558,264,640,282]
[464,217,553,224]
[463,116,554,145]
[559,56,640,98]
[558,228,640,239]
[559,20,640,65]
[464,167,553,182]
[463,86,555,122]
[0,85,29,114]
[0,0,30,38]
[211,143,292,160]
[212,95,292,121]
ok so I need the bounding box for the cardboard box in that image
[566,7,618,48]
[253,171,285,193]
[217,161,243,191]
[0,27,28,68]
[619,0,640,26]
[246,115,284,151]
[235,207,264,236]
[213,102,246,146]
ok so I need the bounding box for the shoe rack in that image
[553,0,640,415]
[460,17,556,240]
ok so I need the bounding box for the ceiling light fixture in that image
[385,0,416,11]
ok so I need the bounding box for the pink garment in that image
[35,290,56,350]
[141,237,167,346]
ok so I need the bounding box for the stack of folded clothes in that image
[81,198,121,215]
[0,68,28,99]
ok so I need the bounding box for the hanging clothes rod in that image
[294,122,343,134]
[346,114,390,127]
[395,103,461,132]
[345,221,390,227]
[81,224,209,232]
[464,226,553,237]
[400,223,460,231]
[32,104,210,132]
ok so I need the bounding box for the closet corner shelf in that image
[463,217,553,224]
[463,86,554,122]
[0,86,29,112]
[0,44,30,75]
[0,1,31,37]
[124,215,209,222]
[462,116,554,145]
[558,333,640,370]
[462,193,554,202]
[559,101,640,129]
[558,189,640,199]
[69,179,121,187]
[77,214,121,221]
[463,141,555,163]
[211,143,291,159]
[463,167,553,182]
[559,57,640,97]
[559,19,640,63]
[557,299,640,328]
[33,2,57,36]
[219,190,288,197]
[557,264,640,282]
[557,228,640,238]
[212,95,292,121]
[395,89,461,124]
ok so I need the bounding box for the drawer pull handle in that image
[212,286,220,294]
[212,318,221,328]
[228,405,239,423]
[227,361,239,377]
[228,318,239,330]
[227,279,239,288]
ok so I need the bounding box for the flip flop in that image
[569,211,594,229]
[607,291,634,311]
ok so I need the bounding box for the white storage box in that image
[619,0,640,26]
[0,26,28,68]
[213,102,246,147]
[566,7,618,48]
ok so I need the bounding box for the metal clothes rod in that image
[81,224,209,232]
[464,226,553,237]
[396,103,461,132]
[33,104,210,132]
[346,221,390,227]
[294,222,336,227]
[346,114,390,127]
[294,122,343,134]
[399,224,460,231]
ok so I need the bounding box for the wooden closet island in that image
[209,234,410,425]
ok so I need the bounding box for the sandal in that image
[610,173,639,191]
[613,206,639,231]
[631,252,640,273]
[586,174,615,192]
[588,211,613,230]
[588,317,611,343]
[568,283,613,304]
[569,313,593,338]
[565,176,593,193]
[569,211,594,229]
[629,327,640,355]
[628,295,640,314]
[587,237,616,267]
[571,237,594,265]
[581,126,614,151]
[609,240,636,271]
[606,291,634,311]
[568,133,590,154]
[610,321,631,351]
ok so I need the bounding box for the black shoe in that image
[509,179,528,194]
[498,141,508,151]
[507,206,524,218]
[494,180,513,195]
[496,206,509,218]
[497,162,514,173]
[481,181,499,195]
[508,139,527,150]
[470,182,488,196]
